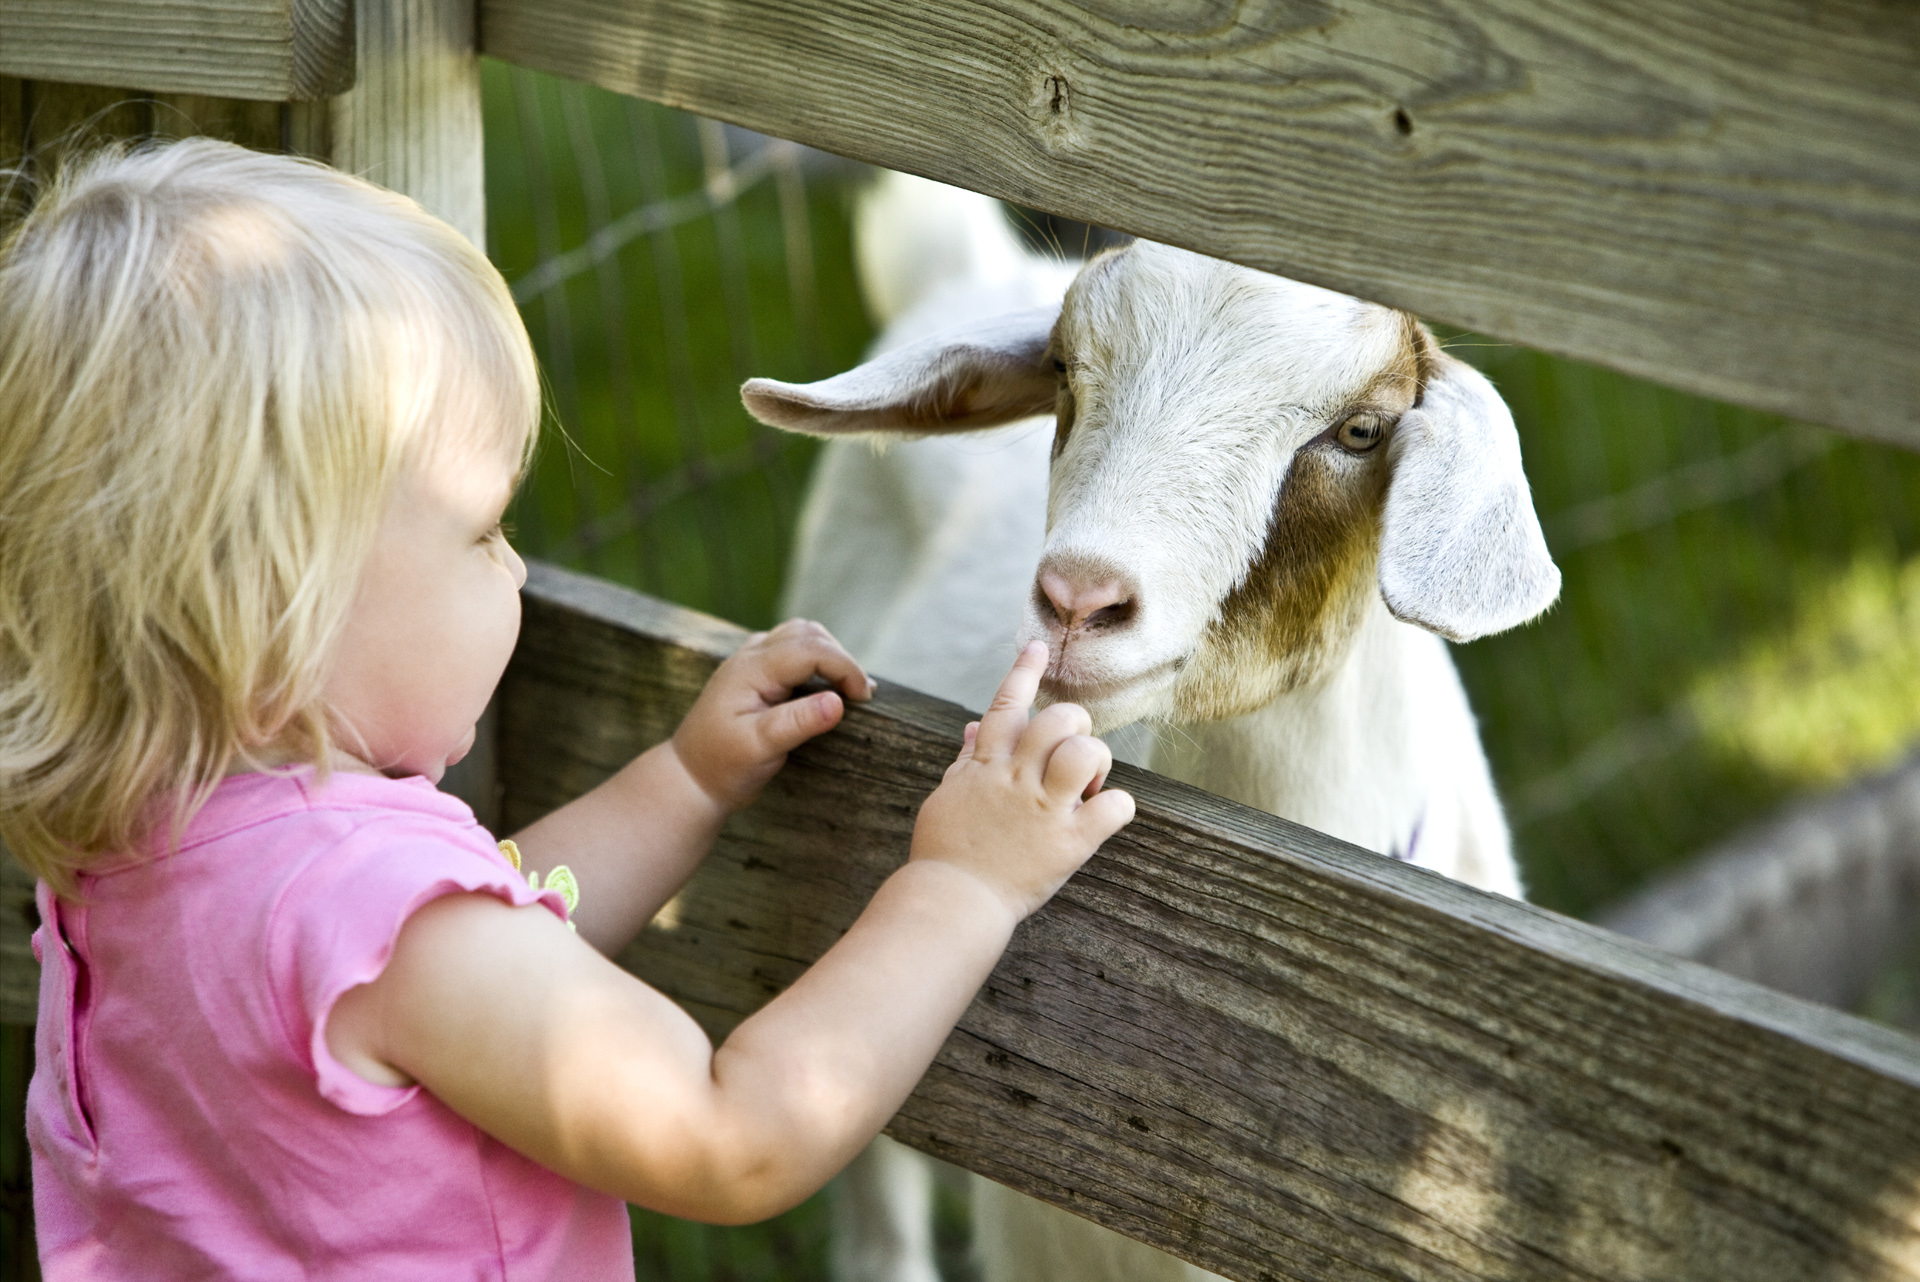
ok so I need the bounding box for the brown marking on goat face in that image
[1407,316,1444,403]
[1170,312,1429,722]
[1047,252,1130,459]
[1173,448,1387,720]
[1356,312,1428,418]
[1051,382,1077,459]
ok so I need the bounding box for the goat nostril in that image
[1037,574,1070,627]
[1038,568,1136,632]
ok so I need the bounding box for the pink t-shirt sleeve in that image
[268,811,571,1116]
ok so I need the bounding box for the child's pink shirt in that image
[27,768,635,1280]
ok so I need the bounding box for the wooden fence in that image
[4,2,1920,1279]
[509,564,1920,1280]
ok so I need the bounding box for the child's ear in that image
[741,306,1060,437]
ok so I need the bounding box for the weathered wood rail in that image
[488,563,1920,1282]
[0,0,354,102]
[480,0,1920,448]
[10,2,1915,446]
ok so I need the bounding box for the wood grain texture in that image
[329,0,483,246]
[483,0,1920,447]
[497,562,1920,1282]
[0,0,352,101]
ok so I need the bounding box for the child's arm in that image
[328,645,1132,1224]
[504,619,874,954]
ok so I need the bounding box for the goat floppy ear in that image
[1377,352,1560,642]
[741,306,1059,436]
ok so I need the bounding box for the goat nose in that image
[1039,568,1137,633]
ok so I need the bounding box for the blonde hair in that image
[0,139,540,892]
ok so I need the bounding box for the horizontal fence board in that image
[0,0,353,101]
[482,0,1920,448]
[500,563,1920,1282]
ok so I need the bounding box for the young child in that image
[0,139,1134,1278]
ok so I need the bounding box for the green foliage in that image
[627,1197,830,1282]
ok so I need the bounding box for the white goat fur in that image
[760,174,1557,1282]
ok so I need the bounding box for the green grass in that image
[483,61,1920,1276]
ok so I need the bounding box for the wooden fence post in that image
[328,0,484,246]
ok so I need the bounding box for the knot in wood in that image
[1030,67,1084,153]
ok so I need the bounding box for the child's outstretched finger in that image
[973,642,1047,760]
[1041,733,1111,805]
[958,721,981,759]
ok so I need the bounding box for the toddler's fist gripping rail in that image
[490,562,1920,1282]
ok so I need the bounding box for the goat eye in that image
[1051,357,1068,375]
[1335,411,1389,453]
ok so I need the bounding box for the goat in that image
[752,174,1559,1282]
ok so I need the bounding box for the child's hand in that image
[672,619,874,812]
[346,638,1127,1226]
[910,642,1135,921]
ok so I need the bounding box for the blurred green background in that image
[483,60,1920,1279]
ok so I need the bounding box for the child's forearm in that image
[364,858,1020,1227]
[507,739,729,953]
[679,858,1017,1222]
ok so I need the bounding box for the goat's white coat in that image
[762,174,1554,1282]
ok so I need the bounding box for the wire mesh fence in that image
[477,56,1920,1281]
[483,58,874,631]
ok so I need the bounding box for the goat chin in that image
[1034,671,1178,738]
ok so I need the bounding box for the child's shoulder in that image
[104,768,513,915]
[190,768,490,849]
[219,768,506,887]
